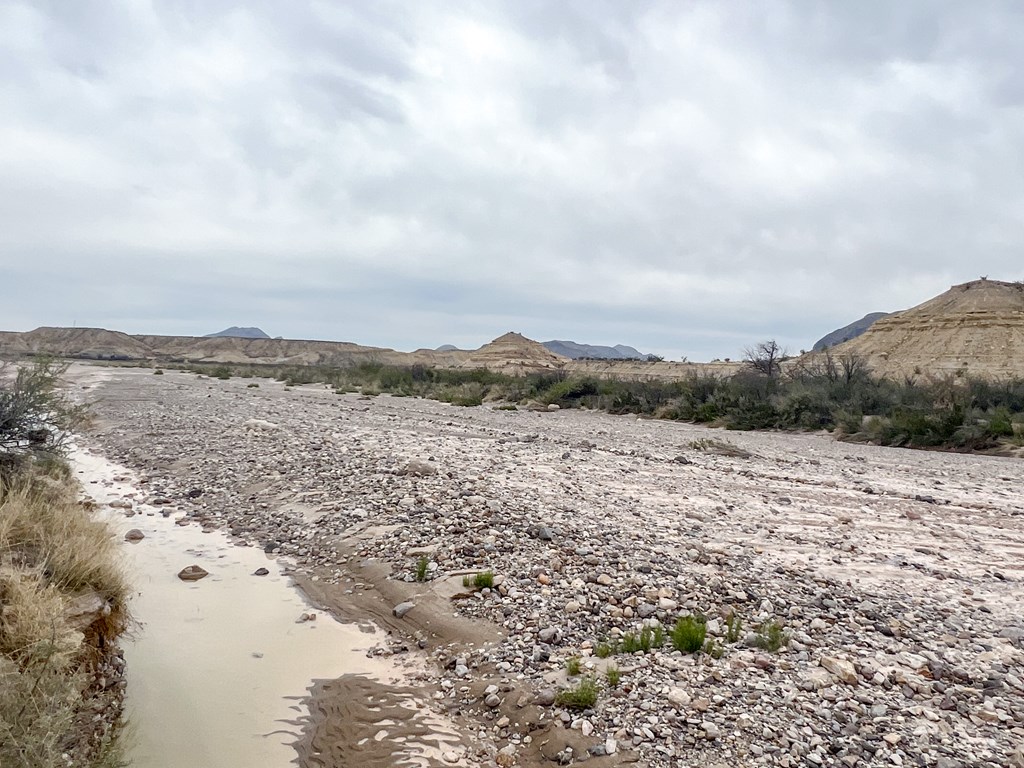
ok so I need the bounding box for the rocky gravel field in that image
[78,367,1024,768]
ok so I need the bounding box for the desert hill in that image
[829,278,1024,379]
[542,340,647,359]
[0,327,469,368]
[813,312,891,351]
[0,326,757,381]
[459,332,567,373]
[205,326,270,339]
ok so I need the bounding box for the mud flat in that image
[74,365,1024,768]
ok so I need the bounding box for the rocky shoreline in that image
[80,367,1024,767]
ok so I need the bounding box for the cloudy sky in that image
[2,1,1023,360]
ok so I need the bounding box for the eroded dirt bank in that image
[76,366,1024,768]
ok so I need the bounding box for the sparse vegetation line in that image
[171,354,1024,454]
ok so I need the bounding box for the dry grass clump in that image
[0,463,130,768]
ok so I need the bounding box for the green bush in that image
[671,616,707,653]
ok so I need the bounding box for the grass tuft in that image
[725,611,743,643]
[752,620,788,652]
[462,570,494,590]
[671,615,707,654]
[0,463,131,768]
[555,676,599,711]
[604,665,621,688]
[415,556,429,583]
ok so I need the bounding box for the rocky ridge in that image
[828,279,1024,379]
[812,313,891,352]
[80,367,1024,768]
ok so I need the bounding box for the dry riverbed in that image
[74,366,1024,768]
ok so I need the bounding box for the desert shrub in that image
[1,359,88,478]
[566,656,581,676]
[543,378,600,405]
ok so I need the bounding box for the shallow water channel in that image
[72,447,402,767]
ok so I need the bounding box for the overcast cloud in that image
[2,1,1023,360]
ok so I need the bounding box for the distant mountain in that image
[435,344,460,351]
[542,340,647,360]
[204,326,271,339]
[812,313,890,351]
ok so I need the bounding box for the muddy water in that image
[72,448,402,768]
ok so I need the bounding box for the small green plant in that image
[555,676,599,710]
[605,664,621,688]
[462,570,494,589]
[671,615,707,654]
[247,382,259,388]
[594,641,614,659]
[703,639,724,659]
[210,365,232,380]
[415,556,429,583]
[566,656,582,676]
[752,620,788,652]
[153,368,164,375]
[725,611,743,643]
[619,624,664,654]
[495,404,518,411]
[651,624,665,648]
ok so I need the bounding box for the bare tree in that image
[743,340,786,378]
[837,352,868,384]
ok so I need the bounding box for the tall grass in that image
[0,465,131,768]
